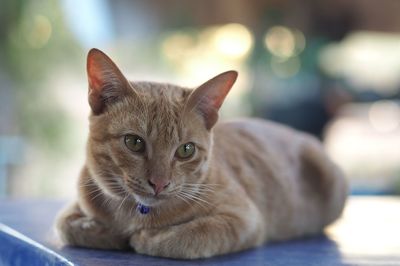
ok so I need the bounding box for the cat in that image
[55,48,348,259]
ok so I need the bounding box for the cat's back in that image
[213,117,322,183]
[213,117,312,162]
[212,117,315,194]
[212,118,347,240]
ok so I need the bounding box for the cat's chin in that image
[133,194,165,207]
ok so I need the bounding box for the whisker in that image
[90,191,105,201]
[177,192,208,211]
[83,185,103,193]
[183,183,222,187]
[182,184,220,192]
[183,187,215,193]
[117,194,128,214]
[178,190,212,212]
[100,197,114,209]
[182,186,215,194]
[180,191,211,206]
[176,194,191,206]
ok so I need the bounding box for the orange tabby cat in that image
[56,48,348,259]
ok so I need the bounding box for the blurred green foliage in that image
[0,0,81,155]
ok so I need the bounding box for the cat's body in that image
[56,49,348,259]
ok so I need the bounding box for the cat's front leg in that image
[130,207,265,259]
[56,202,129,250]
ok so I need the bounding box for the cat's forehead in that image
[108,81,197,144]
[130,81,191,100]
[132,81,191,139]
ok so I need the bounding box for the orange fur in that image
[55,49,348,259]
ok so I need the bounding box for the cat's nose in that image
[148,178,170,195]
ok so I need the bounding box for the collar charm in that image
[137,203,150,214]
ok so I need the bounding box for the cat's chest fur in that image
[125,203,205,233]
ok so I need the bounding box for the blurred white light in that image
[327,197,400,257]
[292,29,306,54]
[369,100,400,133]
[319,31,400,94]
[213,23,253,60]
[264,26,306,59]
[324,103,400,187]
[162,32,195,61]
[159,24,252,118]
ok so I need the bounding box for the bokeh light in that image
[369,100,400,133]
[162,32,196,62]
[25,15,52,49]
[212,23,253,60]
[319,31,400,95]
[327,197,400,256]
[264,26,305,59]
[325,103,400,192]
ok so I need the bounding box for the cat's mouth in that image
[126,187,170,206]
[123,177,172,206]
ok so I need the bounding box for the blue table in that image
[1,197,399,266]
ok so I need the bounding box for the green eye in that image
[175,142,195,159]
[124,134,145,153]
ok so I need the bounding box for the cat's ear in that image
[186,71,237,130]
[87,48,135,115]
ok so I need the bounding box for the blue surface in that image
[0,198,399,266]
[0,224,73,266]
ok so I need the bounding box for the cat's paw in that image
[69,216,105,233]
[56,203,130,250]
[130,228,166,255]
[130,228,202,259]
[57,213,108,247]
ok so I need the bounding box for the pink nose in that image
[148,178,170,195]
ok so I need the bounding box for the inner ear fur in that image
[87,48,136,115]
[186,71,238,130]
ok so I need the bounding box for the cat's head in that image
[85,48,237,206]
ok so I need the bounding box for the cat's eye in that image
[124,134,145,153]
[175,142,196,160]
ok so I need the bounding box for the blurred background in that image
[0,0,399,199]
